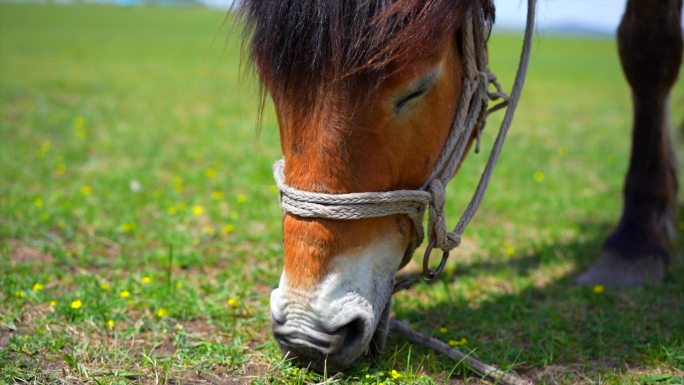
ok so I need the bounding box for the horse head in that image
[240,0,494,371]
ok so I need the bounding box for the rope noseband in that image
[273,0,536,292]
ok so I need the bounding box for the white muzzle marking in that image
[270,234,405,359]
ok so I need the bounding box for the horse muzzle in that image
[271,311,369,371]
[269,272,394,371]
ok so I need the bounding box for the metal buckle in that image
[422,237,449,282]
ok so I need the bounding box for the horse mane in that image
[238,0,494,116]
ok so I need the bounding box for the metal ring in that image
[422,238,450,282]
[422,238,435,276]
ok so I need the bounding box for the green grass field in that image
[1,3,683,384]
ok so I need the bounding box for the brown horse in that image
[238,0,683,371]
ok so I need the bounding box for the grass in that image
[1,3,683,384]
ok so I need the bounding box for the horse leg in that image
[577,0,683,287]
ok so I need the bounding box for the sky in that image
[493,0,627,34]
[205,0,628,34]
[204,0,681,35]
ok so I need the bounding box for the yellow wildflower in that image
[119,290,131,299]
[55,164,67,175]
[221,224,235,234]
[175,281,184,289]
[70,299,82,309]
[33,197,43,208]
[533,171,545,183]
[119,222,135,233]
[210,190,224,201]
[592,284,605,294]
[100,282,111,290]
[172,176,183,193]
[38,141,51,158]
[49,300,57,307]
[106,319,115,329]
[501,240,516,256]
[191,205,204,216]
[236,194,248,204]
[167,206,177,216]
[390,370,401,379]
[73,116,87,139]
[15,290,26,298]
[141,276,152,284]
[439,326,448,334]
[75,127,87,139]
[205,168,217,179]
[39,140,51,155]
[448,337,468,346]
[80,185,92,196]
[227,298,239,308]
[156,308,168,318]
[32,283,44,292]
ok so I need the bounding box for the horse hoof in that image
[575,251,666,288]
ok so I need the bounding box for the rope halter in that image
[272,0,536,292]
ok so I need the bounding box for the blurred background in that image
[1,1,683,384]
[13,0,682,33]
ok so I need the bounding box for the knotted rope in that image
[273,0,536,291]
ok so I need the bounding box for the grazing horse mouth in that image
[271,295,392,372]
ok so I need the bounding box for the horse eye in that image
[395,87,428,111]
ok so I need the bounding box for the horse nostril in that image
[331,317,364,355]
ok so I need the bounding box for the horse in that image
[238,0,683,372]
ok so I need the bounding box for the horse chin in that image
[368,297,392,359]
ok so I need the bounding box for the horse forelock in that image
[238,0,493,121]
